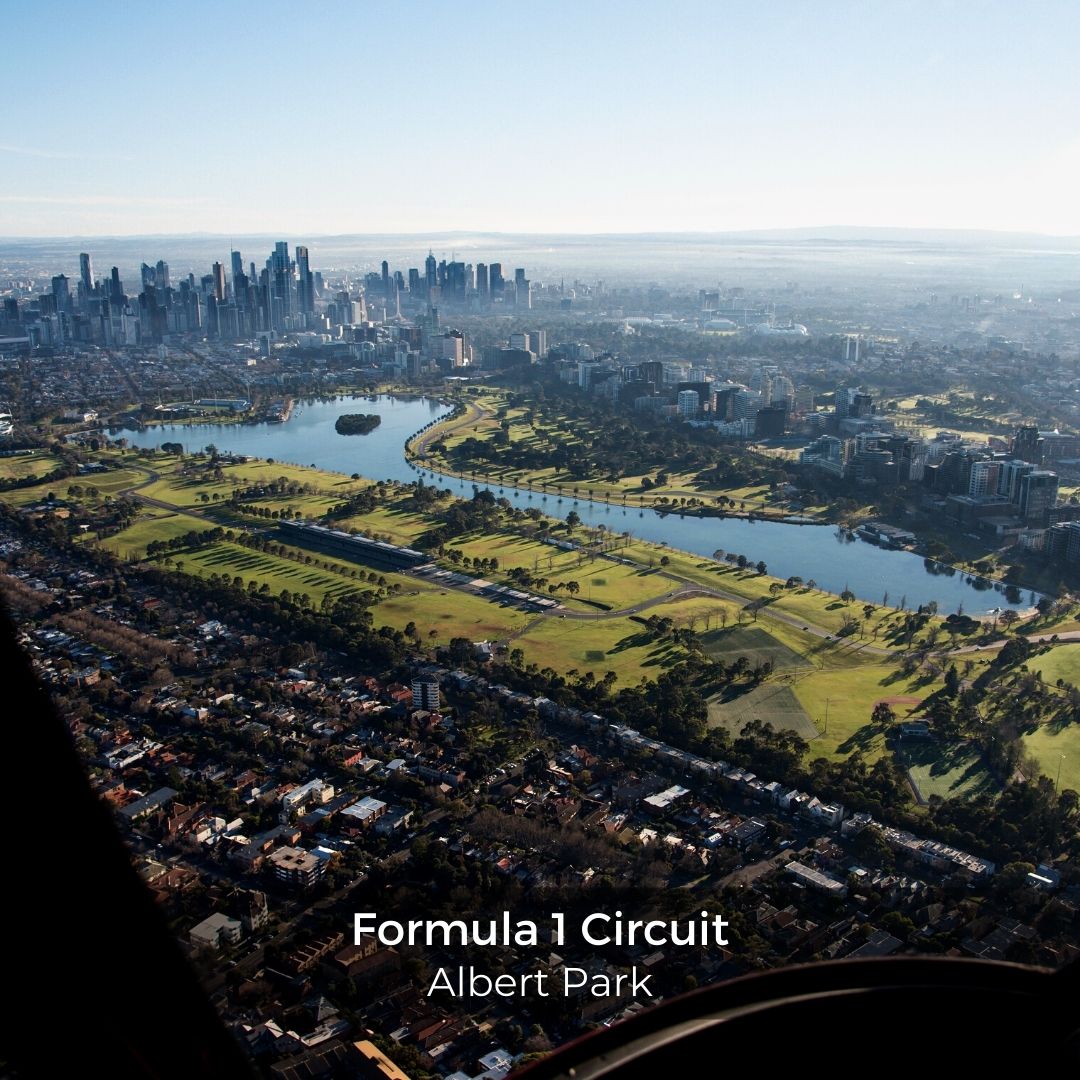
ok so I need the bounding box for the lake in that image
[123,394,1036,615]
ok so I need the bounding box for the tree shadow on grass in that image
[879,666,917,687]
[837,723,883,754]
[610,631,661,654]
[1045,710,1079,735]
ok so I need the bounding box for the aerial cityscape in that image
[4,1,1080,1076]
[4,228,1080,1076]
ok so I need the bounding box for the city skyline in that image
[2,1,1079,237]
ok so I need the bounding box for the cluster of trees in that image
[228,475,318,502]
[420,487,507,548]
[931,779,1079,866]
[334,412,381,435]
[49,608,196,668]
[441,548,499,574]
[138,564,411,670]
[146,526,226,560]
[445,386,789,493]
[719,551,768,575]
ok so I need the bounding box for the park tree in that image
[943,665,960,698]
[871,702,896,728]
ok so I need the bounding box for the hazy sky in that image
[2,0,1078,237]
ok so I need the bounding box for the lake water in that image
[124,395,1036,614]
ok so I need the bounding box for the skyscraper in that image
[489,263,504,299]
[212,262,226,302]
[79,253,94,296]
[296,246,314,314]
[51,274,71,313]
[514,268,530,309]
[270,242,293,329]
[231,250,244,285]
[1013,425,1042,465]
[476,263,489,301]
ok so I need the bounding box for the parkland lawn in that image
[0,451,63,482]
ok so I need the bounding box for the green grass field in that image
[512,611,686,684]
[707,683,819,741]
[633,593,746,632]
[613,537,935,647]
[445,530,672,610]
[99,509,204,559]
[78,467,154,495]
[1026,644,1080,687]
[372,587,530,643]
[899,740,1001,802]
[0,485,64,508]
[137,459,369,509]
[0,464,151,508]
[175,541,403,605]
[788,654,946,761]
[337,504,441,546]
[1023,723,1080,793]
[0,452,61,482]
[700,625,805,670]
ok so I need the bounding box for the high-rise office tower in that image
[156,260,170,290]
[141,263,155,288]
[212,262,226,301]
[1018,470,1059,524]
[1013,425,1042,465]
[233,270,251,334]
[270,242,293,329]
[231,250,244,285]
[445,261,466,301]
[514,268,530,309]
[296,246,314,314]
[489,263,504,299]
[51,274,71,313]
[258,267,272,331]
[381,260,390,298]
[109,267,124,304]
[79,253,94,295]
[476,262,489,300]
[425,251,437,294]
[408,268,421,294]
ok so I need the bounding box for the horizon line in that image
[2,224,1080,244]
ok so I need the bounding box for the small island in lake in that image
[335,413,382,435]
